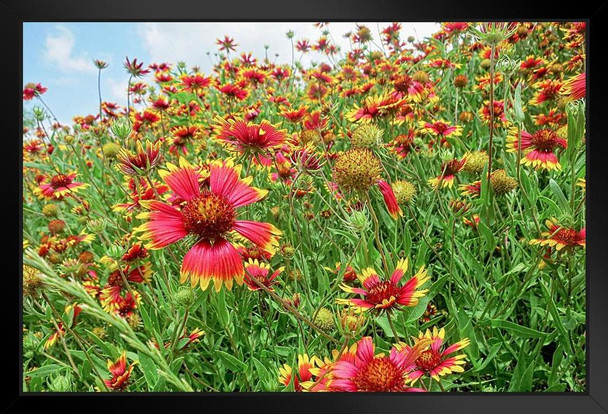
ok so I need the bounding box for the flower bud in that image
[102,142,121,159]
[42,204,59,217]
[348,210,369,233]
[174,287,195,307]
[110,118,132,139]
[313,308,335,331]
[49,375,73,392]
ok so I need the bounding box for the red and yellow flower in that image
[34,173,88,199]
[562,72,585,101]
[420,120,462,139]
[428,157,467,189]
[243,259,283,291]
[278,354,320,391]
[214,117,286,154]
[326,336,431,392]
[399,327,470,383]
[530,218,586,251]
[337,258,429,314]
[104,351,136,391]
[135,158,281,291]
[506,127,567,170]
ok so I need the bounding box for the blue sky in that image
[23,22,439,125]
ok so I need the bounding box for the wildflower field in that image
[22,22,587,393]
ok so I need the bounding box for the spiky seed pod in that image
[463,151,489,174]
[392,180,417,205]
[454,74,468,88]
[300,129,322,145]
[23,265,43,297]
[332,148,382,193]
[490,169,518,195]
[350,124,384,149]
[48,219,66,234]
[42,204,59,217]
[102,142,121,159]
[174,287,195,307]
[412,70,429,83]
[313,308,335,331]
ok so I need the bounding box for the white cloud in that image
[44,25,95,73]
[104,76,130,106]
[137,22,439,73]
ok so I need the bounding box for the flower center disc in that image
[51,174,72,188]
[531,129,559,152]
[553,228,581,246]
[366,281,399,307]
[417,350,442,371]
[181,191,236,240]
[353,357,403,391]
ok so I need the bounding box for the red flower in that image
[217,82,248,100]
[337,258,429,314]
[217,35,238,52]
[135,158,281,291]
[507,127,567,170]
[214,118,286,154]
[23,82,47,100]
[180,73,212,92]
[327,337,430,392]
[243,259,283,291]
[104,352,136,391]
[124,57,150,78]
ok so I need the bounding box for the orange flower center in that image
[417,349,442,370]
[531,129,560,152]
[442,159,465,176]
[552,227,583,246]
[432,122,449,135]
[366,281,399,307]
[394,75,414,92]
[353,357,404,391]
[181,191,236,240]
[107,270,125,287]
[50,174,72,188]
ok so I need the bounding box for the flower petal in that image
[180,238,244,291]
[210,161,268,208]
[135,201,187,249]
[233,220,281,253]
[158,160,200,201]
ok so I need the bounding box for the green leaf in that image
[539,279,573,354]
[548,345,564,387]
[484,319,547,339]
[473,342,502,372]
[27,364,63,378]
[217,350,247,372]
[138,352,159,389]
[216,289,230,327]
[477,221,496,254]
[548,179,569,212]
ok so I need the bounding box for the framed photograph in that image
[6,0,608,412]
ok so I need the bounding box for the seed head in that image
[350,124,383,149]
[490,169,518,195]
[392,180,416,205]
[332,148,382,192]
